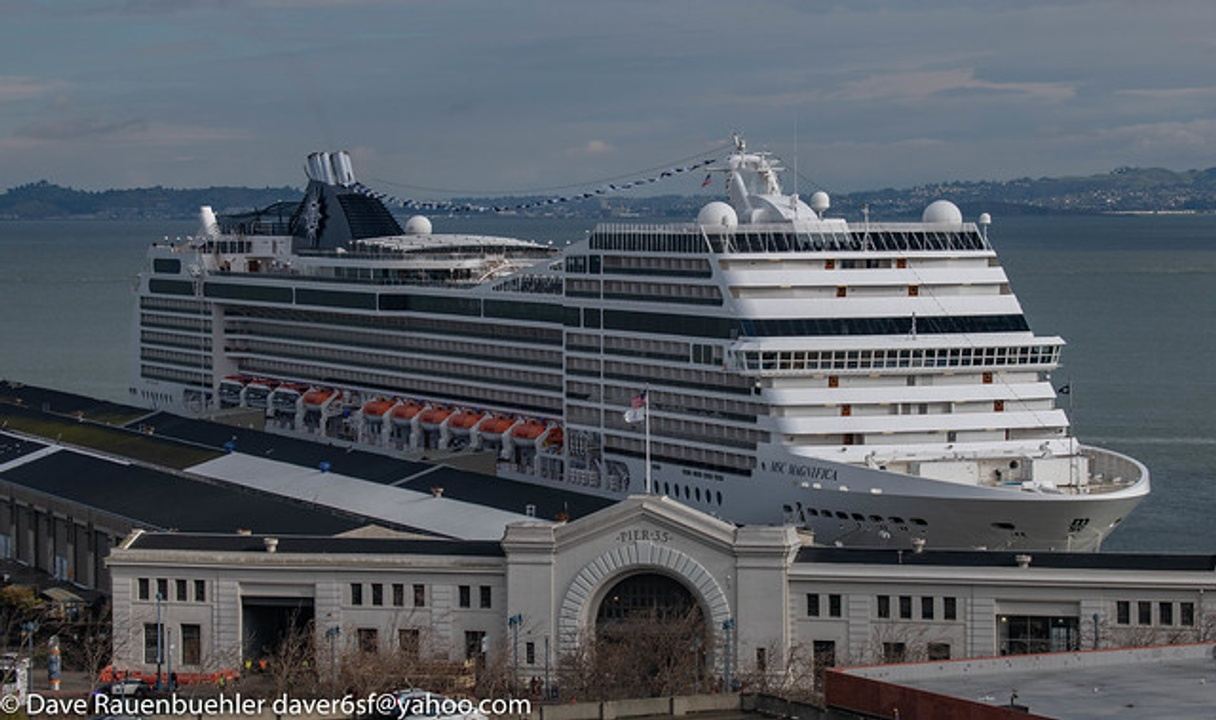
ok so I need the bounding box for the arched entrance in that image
[592,573,710,695]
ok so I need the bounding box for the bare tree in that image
[557,608,710,701]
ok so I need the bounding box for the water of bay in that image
[0,214,1212,551]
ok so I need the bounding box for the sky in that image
[0,0,1213,195]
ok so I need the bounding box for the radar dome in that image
[404,215,432,235]
[978,212,992,225]
[809,191,830,216]
[697,201,738,228]
[922,200,963,225]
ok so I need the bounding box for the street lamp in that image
[507,614,523,694]
[721,618,736,692]
[325,626,341,684]
[155,592,164,691]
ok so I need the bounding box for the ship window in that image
[203,281,291,303]
[1116,601,1130,625]
[868,515,883,523]
[150,278,195,296]
[808,508,820,517]
[834,511,848,520]
[1137,601,1151,625]
[1159,602,1173,626]
[877,595,891,619]
[943,597,957,620]
[716,491,722,505]
[1181,602,1195,626]
[297,288,377,310]
[850,513,864,522]
[910,518,927,526]
[890,517,904,525]
[153,258,181,274]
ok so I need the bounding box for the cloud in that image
[4,115,250,149]
[836,69,1076,103]
[0,76,60,103]
[1115,86,1216,100]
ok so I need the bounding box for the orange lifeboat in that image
[390,402,423,425]
[544,426,564,448]
[362,398,395,417]
[511,420,548,441]
[479,416,516,436]
[302,388,337,407]
[419,406,452,427]
[448,411,487,433]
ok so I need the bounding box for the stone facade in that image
[107,496,1216,681]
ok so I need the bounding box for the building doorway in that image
[998,615,1079,655]
[241,596,315,667]
[593,573,709,694]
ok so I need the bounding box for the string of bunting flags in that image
[352,157,718,214]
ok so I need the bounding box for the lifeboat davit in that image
[362,398,395,417]
[448,410,487,433]
[511,420,548,441]
[419,406,452,427]
[390,402,424,425]
[479,416,515,436]
[303,388,337,407]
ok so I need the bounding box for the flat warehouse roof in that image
[0,449,371,536]
[838,644,1216,720]
[901,659,1216,719]
[796,547,1216,572]
[139,411,432,483]
[128,531,505,557]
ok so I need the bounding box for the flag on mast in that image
[701,174,713,188]
[624,390,648,423]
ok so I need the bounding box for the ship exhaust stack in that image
[198,205,220,238]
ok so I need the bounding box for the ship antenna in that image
[793,116,799,215]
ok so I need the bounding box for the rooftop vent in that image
[912,537,927,554]
[430,486,444,498]
[237,528,252,536]
[1015,553,1033,568]
[264,537,279,553]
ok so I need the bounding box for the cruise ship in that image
[130,140,1149,551]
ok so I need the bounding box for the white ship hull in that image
[128,141,1153,552]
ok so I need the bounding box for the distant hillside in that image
[2,165,1215,220]
[0,180,300,220]
[829,166,1216,218]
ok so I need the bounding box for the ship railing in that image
[590,222,989,254]
[1080,445,1148,491]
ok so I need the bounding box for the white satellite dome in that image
[978,212,992,225]
[922,200,963,225]
[404,215,433,235]
[809,191,830,216]
[696,201,738,228]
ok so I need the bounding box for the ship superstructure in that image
[132,143,1149,551]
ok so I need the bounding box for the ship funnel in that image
[198,205,219,238]
[330,151,356,187]
[305,152,337,185]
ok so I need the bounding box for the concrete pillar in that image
[967,596,997,657]
[503,522,558,680]
[733,526,800,674]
